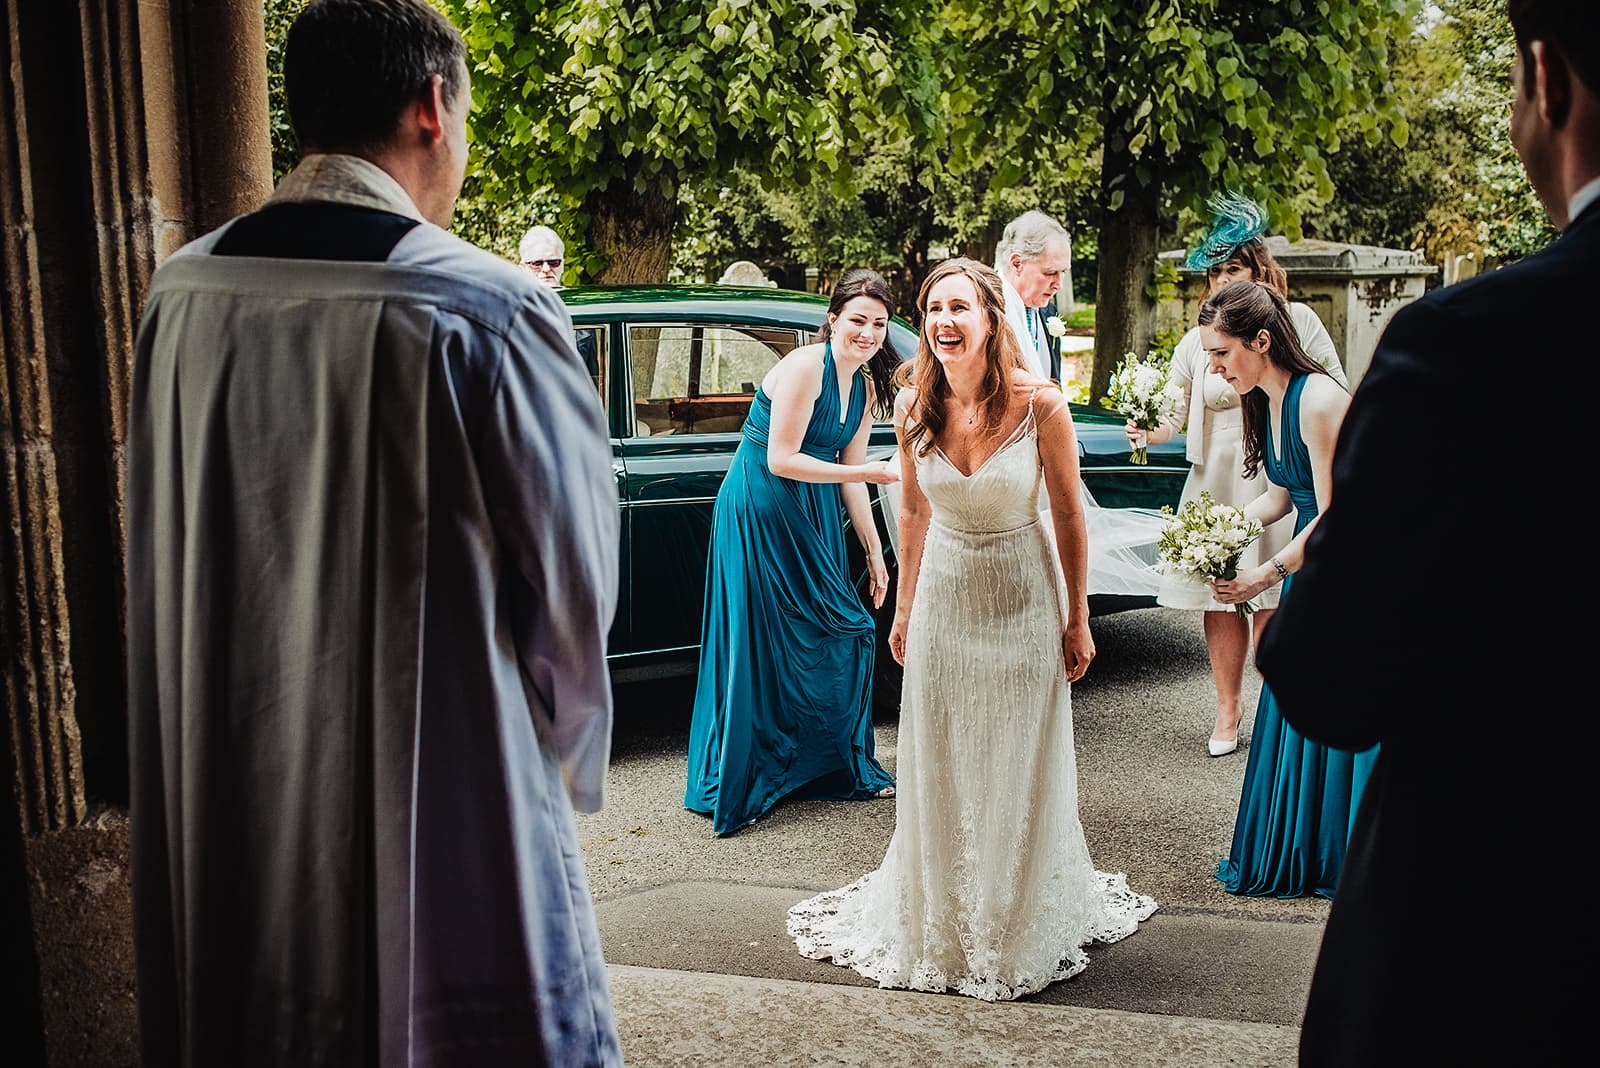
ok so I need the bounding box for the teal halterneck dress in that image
[685,342,894,835]
[1218,373,1379,899]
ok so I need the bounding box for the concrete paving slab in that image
[594,882,1322,1027]
[608,963,1301,1067]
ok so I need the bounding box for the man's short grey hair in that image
[998,211,1069,264]
[519,225,564,263]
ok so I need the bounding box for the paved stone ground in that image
[580,608,1331,1064]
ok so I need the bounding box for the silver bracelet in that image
[1270,557,1290,582]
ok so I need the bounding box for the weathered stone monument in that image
[1157,236,1438,386]
[718,259,779,287]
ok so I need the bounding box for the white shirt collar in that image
[267,153,425,222]
[1568,175,1600,227]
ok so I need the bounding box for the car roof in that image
[558,283,920,339]
[559,283,833,320]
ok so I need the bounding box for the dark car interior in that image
[627,323,802,436]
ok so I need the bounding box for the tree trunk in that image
[896,187,937,315]
[1089,168,1161,406]
[585,181,679,284]
[958,216,1005,270]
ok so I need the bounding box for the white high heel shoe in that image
[1207,734,1239,757]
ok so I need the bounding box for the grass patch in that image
[1065,304,1095,330]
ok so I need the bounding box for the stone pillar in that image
[3,3,270,1059]
[2,0,270,837]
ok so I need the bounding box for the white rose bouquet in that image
[1105,350,1183,464]
[1156,491,1265,618]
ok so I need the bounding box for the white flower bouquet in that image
[1156,491,1265,618]
[1105,350,1183,464]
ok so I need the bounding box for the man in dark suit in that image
[1042,293,1064,383]
[1256,3,1595,1063]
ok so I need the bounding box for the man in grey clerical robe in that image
[125,2,622,1064]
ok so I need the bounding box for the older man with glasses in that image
[519,223,566,286]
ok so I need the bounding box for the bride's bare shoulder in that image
[1007,368,1055,404]
[893,385,920,425]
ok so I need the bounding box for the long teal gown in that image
[685,342,894,835]
[1217,373,1379,899]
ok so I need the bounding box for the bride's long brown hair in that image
[894,258,1026,458]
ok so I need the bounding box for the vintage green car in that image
[560,284,1189,700]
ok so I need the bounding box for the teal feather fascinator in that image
[1184,191,1269,271]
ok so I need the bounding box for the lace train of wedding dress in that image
[788,403,1156,1001]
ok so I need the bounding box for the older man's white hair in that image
[518,224,564,263]
[996,210,1069,266]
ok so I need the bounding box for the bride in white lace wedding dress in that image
[788,258,1155,1002]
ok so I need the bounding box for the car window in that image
[573,325,606,414]
[629,323,802,436]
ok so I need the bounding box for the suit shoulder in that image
[1414,226,1598,322]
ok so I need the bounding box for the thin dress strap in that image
[1028,387,1044,470]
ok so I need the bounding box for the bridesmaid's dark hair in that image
[1197,281,1331,480]
[815,268,900,420]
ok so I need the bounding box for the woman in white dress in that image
[788,258,1155,1002]
[1129,193,1347,757]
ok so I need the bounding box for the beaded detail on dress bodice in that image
[916,408,1041,534]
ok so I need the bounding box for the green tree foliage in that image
[948,0,1418,401]
[1304,0,1555,263]
[672,140,938,307]
[672,135,1104,313]
[441,0,940,282]
[265,0,308,182]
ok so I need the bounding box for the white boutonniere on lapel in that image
[1044,315,1067,339]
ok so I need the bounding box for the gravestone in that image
[718,260,779,287]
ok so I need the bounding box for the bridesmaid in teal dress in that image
[1200,282,1378,899]
[686,270,903,835]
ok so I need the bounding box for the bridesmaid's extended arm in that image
[887,389,930,666]
[1035,387,1095,683]
[765,347,897,484]
[840,394,890,608]
[1242,484,1294,530]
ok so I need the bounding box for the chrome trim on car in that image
[620,496,720,508]
[1085,464,1190,475]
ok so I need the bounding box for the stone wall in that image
[2,1,271,1063]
